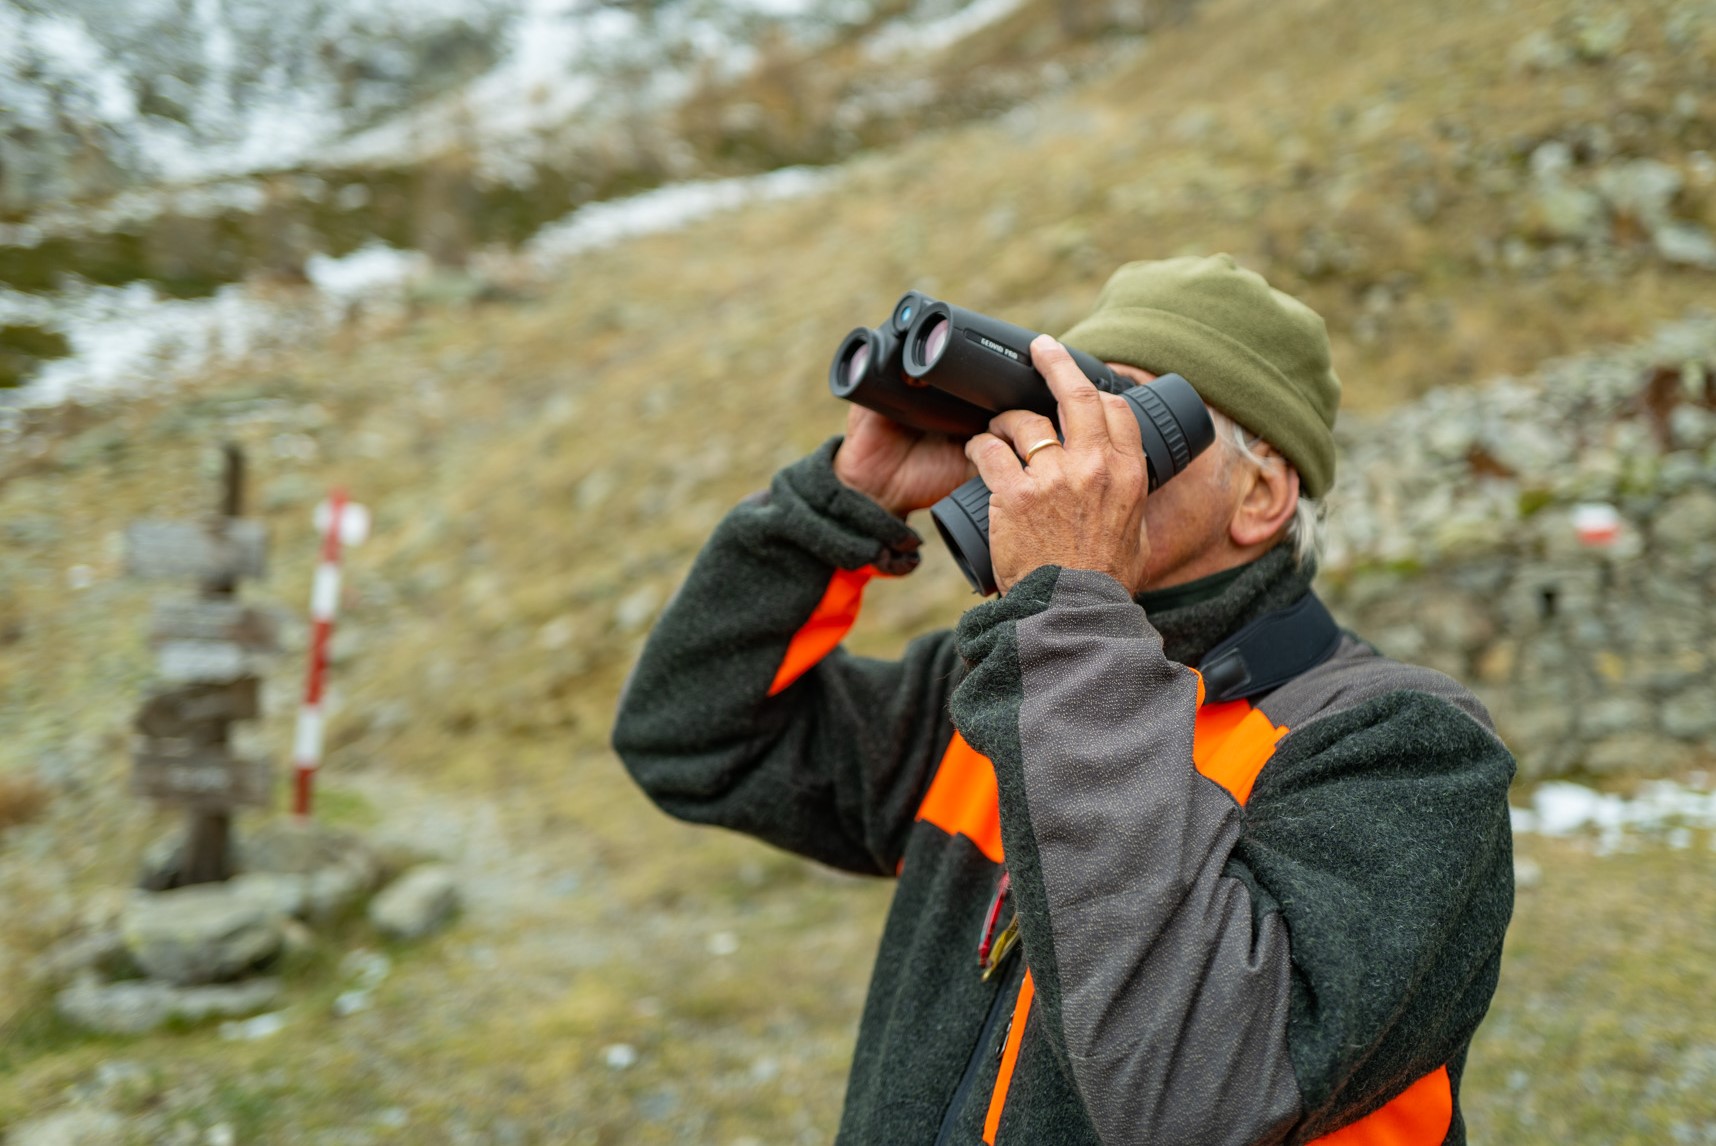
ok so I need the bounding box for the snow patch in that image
[865,0,1028,60]
[305,245,433,318]
[1511,777,1716,853]
[526,166,837,265]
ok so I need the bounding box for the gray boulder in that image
[305,852,381,923]
[368,865,460,941]
[120,885,284,985]
[240,818,373,876]
[54,976,282,1035]
[227,871,307,920]
[29,928,133,986]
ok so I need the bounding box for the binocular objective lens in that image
[922,318,950,368]
[846,342,872,386]
[899,305,914,324]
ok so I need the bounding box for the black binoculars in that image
[829,291,1215,595]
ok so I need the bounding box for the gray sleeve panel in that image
[1013,568,1302,1146]
[1256,635,1498,737]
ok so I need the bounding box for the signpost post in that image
[124,444,275,886]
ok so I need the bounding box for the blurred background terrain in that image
[1,0,1715,1141]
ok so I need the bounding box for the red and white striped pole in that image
[294,490,369,818]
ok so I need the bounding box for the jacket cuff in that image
[766,437,923,575]
[954,564,1063,663]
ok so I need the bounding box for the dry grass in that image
[1,0,1714,1138]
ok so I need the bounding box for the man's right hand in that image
[833,405,971,519]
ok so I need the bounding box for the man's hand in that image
[833,404,971,518]
[967,336,1151,595]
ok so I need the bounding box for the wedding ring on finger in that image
[1023,437,1062,464]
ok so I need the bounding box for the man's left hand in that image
[966,335,1151,595]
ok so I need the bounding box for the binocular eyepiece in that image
[829,290,1216,595]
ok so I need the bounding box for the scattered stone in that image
[603,1043,639,1070]
[1572,12,1630,61]
[1577,696,1653,739]
[341,948,392,987]
[1593,159,1682,228]
[5,1109,128,1146]
[219,1010,289,1040]
[332,948,392,1014]
[1513,856,1543,890]
[332,988,373,1016]
[121,884,285,985]
[614,585,662,633]
[30,927,134,986]
[1524,183,1605,244]
[1417,592,1496,654]
[1668,407,1716,452]
[56,975,282,1034]
[1654,222,1716,270]
[1510,30,1572,72]
[1584,735,1693,775]
[1662,692,1716,741]
[1652,489,1716,552]
[368,864,460,941]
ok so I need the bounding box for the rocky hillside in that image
[1322,315,1716,780]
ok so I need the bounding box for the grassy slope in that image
[2,0,1715,1139]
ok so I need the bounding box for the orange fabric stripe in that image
[914,731,1004,863]
[1310,1066,1454,1146]
[1192,698,1289,807]
[767,566,875,696]
[982,970,1036,1144]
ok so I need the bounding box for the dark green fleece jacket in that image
[611,439,1515,1146]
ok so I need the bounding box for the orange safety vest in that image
[768,568,1453,1144]
[915,683,1454,1146]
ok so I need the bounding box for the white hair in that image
[1205,406,1325,568]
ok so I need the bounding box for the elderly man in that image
[612,255,1514,1145]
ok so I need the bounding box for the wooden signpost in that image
[124,445,275,886]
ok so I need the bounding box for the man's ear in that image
[1228,444,1300,549]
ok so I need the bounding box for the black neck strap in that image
[1195,591,1343,705]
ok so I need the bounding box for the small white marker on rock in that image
[1572,502,1621,547]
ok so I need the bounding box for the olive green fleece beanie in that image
[1059,255,1341,497]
